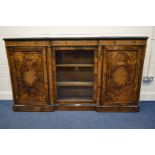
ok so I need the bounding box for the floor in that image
[0,101,155,129]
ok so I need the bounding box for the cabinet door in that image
[52,47,98,104]
[8,47,49,105]
[101,45,144,106]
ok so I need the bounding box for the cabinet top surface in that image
[3,36,148,41]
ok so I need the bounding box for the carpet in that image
[0,101,155,129]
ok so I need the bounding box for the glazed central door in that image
[52,47,98,104]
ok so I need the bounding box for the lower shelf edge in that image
[55,104,96,111]
[96,106,139,112]
[13,105,139,112]
[13,105,55,112]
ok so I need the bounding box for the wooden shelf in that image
[57,81,93,86]
[57,98,93,101]
[56,64,94,67]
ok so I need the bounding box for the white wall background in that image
[0,26,155,100]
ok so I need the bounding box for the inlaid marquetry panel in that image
[8,47,49,104]
[101,46,142,105]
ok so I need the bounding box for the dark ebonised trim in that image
[3,36,149,41]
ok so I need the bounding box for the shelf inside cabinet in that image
[57,82,93,87]
[56,64,94,67]
[56,98,93,101]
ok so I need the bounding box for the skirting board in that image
[0,91,12,100]
[0,91,155,101]
[140,92,155,101]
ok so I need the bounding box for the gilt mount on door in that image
[4,37,148,112]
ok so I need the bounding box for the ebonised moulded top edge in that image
[3,36,149,41]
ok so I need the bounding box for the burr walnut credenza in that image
[4,37,148,112]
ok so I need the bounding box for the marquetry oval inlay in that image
[23,68,36,86]
[112,66,128,87]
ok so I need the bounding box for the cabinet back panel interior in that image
[57,86,93,101]
[55,48,95,103]
[56,67,94,82]
[55,50,94,64]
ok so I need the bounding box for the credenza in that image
[4,37,148,112]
